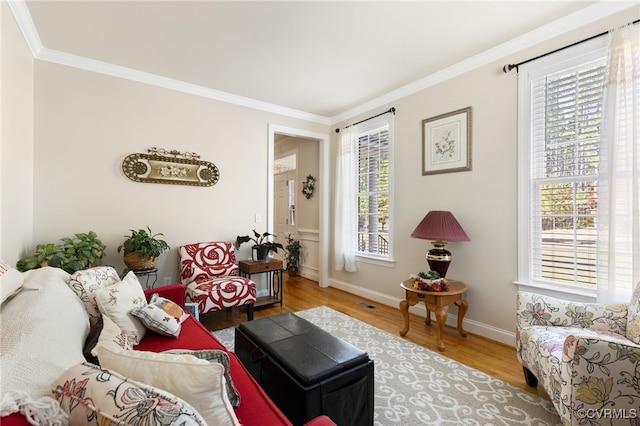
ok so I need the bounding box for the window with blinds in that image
[355,116,392,258]
[519,38,607,292]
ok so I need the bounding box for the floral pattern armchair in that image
[516,288,640,426]
[179,242,256,320]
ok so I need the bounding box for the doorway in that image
[273,150,298,253]
[268,125,329,287]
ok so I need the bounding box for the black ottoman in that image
[235,313,374,426]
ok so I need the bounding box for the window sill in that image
[512,280,597,303]
[355,254,396,268]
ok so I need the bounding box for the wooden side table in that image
[399,278,468,351]
[238,259,284,308]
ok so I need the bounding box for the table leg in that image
[425,308,431,325]
[455,299,468,337]
[399,299,410,336]
[435,305,449,351]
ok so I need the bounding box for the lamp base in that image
[426,241,451,278]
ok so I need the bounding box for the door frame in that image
[268,124,330,287]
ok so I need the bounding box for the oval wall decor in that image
[122,147,220,187]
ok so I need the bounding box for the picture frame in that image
[421,107,472,175]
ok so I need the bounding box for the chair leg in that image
[523,366,538,387]
[246,303,254,321]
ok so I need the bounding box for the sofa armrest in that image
[559,333,640,422]
[304,416,337,426]
[144,284,185,308]
[516,291,628,335]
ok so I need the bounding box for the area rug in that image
[212,306,561,426]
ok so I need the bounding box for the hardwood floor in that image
[201,273,550,400]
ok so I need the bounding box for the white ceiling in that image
[16,1,638,122]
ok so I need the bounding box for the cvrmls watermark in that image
[577,408,637,420]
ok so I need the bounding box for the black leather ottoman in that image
[235,313,374,426]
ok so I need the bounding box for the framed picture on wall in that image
[422,107,472,175]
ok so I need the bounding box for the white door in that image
[274,170,297,260]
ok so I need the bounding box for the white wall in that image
[1,0,34,264]
[32,61,328,282]
[7,4,636,346]
[328,9,637,345]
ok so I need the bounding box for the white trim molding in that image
[9,0,637,126]
[268,125,330,288]
[329,278,516,347]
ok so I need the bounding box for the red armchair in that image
[179,241,256,320]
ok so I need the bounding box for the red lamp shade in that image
[410,211,470,242]
[411,211,470,278]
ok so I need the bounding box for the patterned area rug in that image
[212,306,561,426]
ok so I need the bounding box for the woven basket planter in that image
[123,252,158,271]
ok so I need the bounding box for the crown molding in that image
[36,48,331,125]
[330,1,638,124]
[8,0,635,126]
[7,0,42,57]
[8,1,330,125]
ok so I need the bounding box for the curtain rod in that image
[503,19,639,73]
[335,107,396,133]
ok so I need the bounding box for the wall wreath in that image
[302,175,316,199]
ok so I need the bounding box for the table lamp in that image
[410,210,470,278]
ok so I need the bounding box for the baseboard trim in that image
[328,278,516,347]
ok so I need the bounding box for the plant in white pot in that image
[117,227,170,271]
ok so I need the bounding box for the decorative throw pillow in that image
[164,349,240,408]
[51,362,207,426]
[0,260,24,304]
[67,266,121,327]
[97,346,241,426]
[627,281,640,344]
[131,293,189,338]
[94,271,147,345]
[89,314,132,358]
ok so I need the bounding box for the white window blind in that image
[518,38,608,293]
[354,115,393,259]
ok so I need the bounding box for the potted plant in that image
[285,234,301,276]
[411,270,449,292]
[117,227,170,271]
[16,231,106,274]
[235,229,283,261]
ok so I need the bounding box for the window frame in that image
[516,36,608,299]
[352,114,395,264]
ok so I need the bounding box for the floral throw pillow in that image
[52,362,207,425]
[90,314,132,358]
[94,271,147,345]
[67,266,121,327]
[627,281,640,344]
[97,347,241,425]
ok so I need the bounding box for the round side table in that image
[399,278,468,351]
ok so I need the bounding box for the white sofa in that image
[1,266,89,422]
[0,265,239,425]
[516,288,640,426]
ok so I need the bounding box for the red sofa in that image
[3,282,333,426]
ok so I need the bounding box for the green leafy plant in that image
[235,229,283,256]
[285,234,301,275]
[16,231,106,274]
[117,227,170,259]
